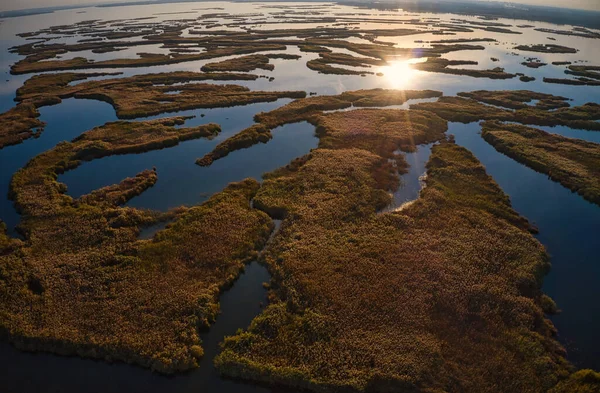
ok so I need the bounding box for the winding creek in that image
[1,1,600,391]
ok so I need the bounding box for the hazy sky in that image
[1,0,599,12]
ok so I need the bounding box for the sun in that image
[378,58,427,89]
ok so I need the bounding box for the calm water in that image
[0,1,599,390]
[451,122,600,369]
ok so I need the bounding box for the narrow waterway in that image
[382,143,433,212]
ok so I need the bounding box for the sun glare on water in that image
[379,58,428,89]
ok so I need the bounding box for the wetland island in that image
[1,1,600,392]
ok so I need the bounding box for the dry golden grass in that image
[77,169,158,207]
[412,57,516,79]
[315,108,447,158]
[0,104,45,149]
[7,71,305,125]
[548,369,600,393]
[1,117,274,373]
[201,54,275,72]
[216,141,568,392]
[457,90,570,110]
[196,90,444,166]
[10,44,289,74]
[197,124,271,166]
[514,44,578,54]
[482,121,600,205]
[412,94,600,130]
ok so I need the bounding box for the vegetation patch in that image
[514,44,578,54]
[412,57,516,79]
[9,71,305,121]
[543,77,600,86]
[0,116,274,374]
[197,124,272,166]
[565,65,600,80]
[77,169,158,207]
[548,369,600,392]
[216,140,569,392]
[412,94,600,130]
[0,104,45,149]
[10,44,289,74]
[201,54,275,72]
[0,71,267,150]
[306,51,386,75]
[298,44,332,53]
[197,90,443,166]
[457,90,570,110]
[481,121,600,206]
[522,61,547,69]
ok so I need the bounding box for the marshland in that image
[1,1,600,392]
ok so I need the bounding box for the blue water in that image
[0,99,117,234]
[59,120,318,211]
[383,143,433,212]
[451,122,600,369]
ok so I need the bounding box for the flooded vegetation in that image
[1,1,600,392]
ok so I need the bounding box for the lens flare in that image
[378,57,427,89]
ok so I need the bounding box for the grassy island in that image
[215,139,569,393]
[306,52,386,75]
[565,65,600,80]
[412,58,516,79]
[0,116,275,374]
[0,104,46,149]
[197,89,443,166]
[10,44,289,75]
[543,65,600,86]
[201,54,275,72]
[0,71,306,150]
[481,121,600,205]
[0,71,269,150]
[514,44,578,54]
[412,93,600,130]
[521,61,547,68]
[457,90,570,110]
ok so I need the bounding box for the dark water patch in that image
[59,122,318,212]
[0,98,117,233]
[450,122,600,370]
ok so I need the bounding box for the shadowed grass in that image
[0,104,45,149]
[412,57,516,79]
[0,117,275,373]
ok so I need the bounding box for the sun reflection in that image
[378,58,427,89]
